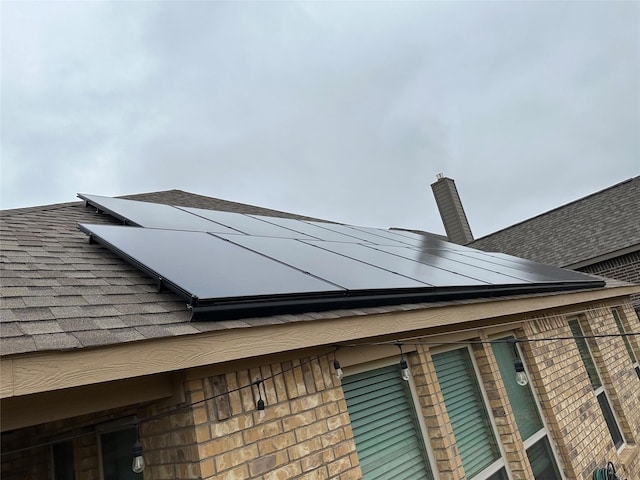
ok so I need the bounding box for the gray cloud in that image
[2,1,638,238]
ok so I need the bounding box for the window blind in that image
[342,364,434,480]
[432,348,500,478]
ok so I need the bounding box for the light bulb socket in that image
[514,357,525,373]
[399,358,408,370]
[257,398,265,411]
[133,440,143,456]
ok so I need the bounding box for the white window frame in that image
[431,343,512,480]
[569,317,627,453]
[611,308,640,378]
[490,334,566,480]
[344,355,440,480]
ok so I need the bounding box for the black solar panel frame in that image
[77,194,607,321]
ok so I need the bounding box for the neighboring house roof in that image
[468,177,640,268]
[0,189,622,358]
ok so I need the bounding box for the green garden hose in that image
[593,461,624,480]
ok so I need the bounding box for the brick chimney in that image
[431,174,474,244]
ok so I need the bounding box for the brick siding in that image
[578,251,640,315]
[2,302,639,480]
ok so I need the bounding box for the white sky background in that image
[1,1,638,238]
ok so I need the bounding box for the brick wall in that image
[578,251,640,315]
[183,355,360,480]
[520,304,640,480]
[3,301,639,480]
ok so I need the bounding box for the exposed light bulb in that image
[514,358,528,386]
[132,441,145,473]
[400,358,410,381]
[333,359,344,379]
[516,371,528,386]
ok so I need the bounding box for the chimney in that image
[431,174,474,244]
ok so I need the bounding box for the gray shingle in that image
[19,321,63,335]
[469,177,640,267]
[23,296,88,308]
[33,333,81,351]
[57,318,100,332]
[73,328,146,347]
[0,323,24,337]
[0,297,26,309]
[8,307,54,321]
[1,336,37,355]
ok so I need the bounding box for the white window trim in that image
[569,318,627,453]
[612,308,640,375]
[491,333,566,480]
[431,343,512,480]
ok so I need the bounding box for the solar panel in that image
[217,234,430,290]
[79,224,344,300]
[79,194,240,234]
[451,251,599,283]
[78,193,606,320]
[369,244,534,284]
[305,221,412,246]
[246,215,371,242]
[302,241,490,287]
[179,207,317,239]
[345,226,466,250]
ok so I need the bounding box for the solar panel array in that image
[78,194,605,320]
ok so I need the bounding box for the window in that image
[342,364,436,480]
[569,319,625,450]
[52,441,75,480]
[492,338,562,479]
[432,347,508,480]
[100,427,140,480]
[612,308,640,379]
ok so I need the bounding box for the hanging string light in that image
[509,338,529,386]
[333,348,344,379]
[5,328,638,460]
[131,416,145,474]
[254,379,266,423]
[397,342,411,381]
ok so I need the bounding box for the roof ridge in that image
[468,176,638,245]
[0,200,83,216]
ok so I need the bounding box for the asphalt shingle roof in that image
[0,189,624,357]
[468,177,640,267]
[1,190,334,356]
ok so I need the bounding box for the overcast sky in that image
[1,1,638,238]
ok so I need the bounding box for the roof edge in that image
[3,282,637,398]
[0,200,83,216]
[564,244,640,269]
[468,176,638,245]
